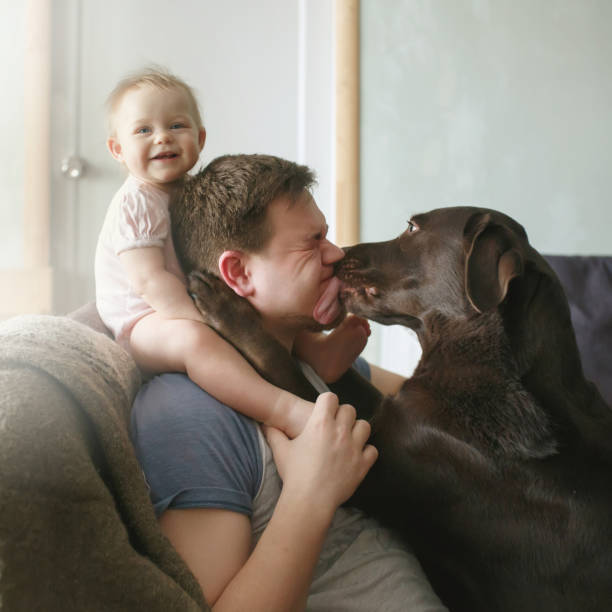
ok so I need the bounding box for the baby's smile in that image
[151,151,179,160]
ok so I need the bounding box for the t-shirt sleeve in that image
[130,373,263,518]
[353,356,371,380]
[113,188,170,255]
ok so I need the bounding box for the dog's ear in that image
[464,213,524,313]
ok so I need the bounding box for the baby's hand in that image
[263,393,377,510]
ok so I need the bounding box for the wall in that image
[359,0,612,375]
[361,0,612,254]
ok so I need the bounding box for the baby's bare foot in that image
[317,315,371,382]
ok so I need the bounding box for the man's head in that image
[173,154,345,344]
[174,154,315,273]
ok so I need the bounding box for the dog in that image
[189,206,612,612]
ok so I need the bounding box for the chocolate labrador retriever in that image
[189,206,612,612]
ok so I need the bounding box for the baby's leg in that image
[129,313,312,436]
[129,313,204,375]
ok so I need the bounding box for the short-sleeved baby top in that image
[94,175,187,347]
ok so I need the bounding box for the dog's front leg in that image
[329,368,382,422]
[189,270,318,401]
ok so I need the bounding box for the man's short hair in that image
[172,154,316,274]
[105,65,204,136]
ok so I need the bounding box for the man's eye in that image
[407,220,419,233]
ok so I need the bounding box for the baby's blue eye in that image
[170,123,186,129]
[136,127,151,134]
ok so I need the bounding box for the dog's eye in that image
[406,220,419,233]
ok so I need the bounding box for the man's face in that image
[244,191,345,342]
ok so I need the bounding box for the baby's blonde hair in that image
[105,66,204,135]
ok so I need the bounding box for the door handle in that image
[61,155,86,179]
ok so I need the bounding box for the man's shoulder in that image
[131,373,264,517]
[132,373,257,438]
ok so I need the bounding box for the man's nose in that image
[321,239,345,265]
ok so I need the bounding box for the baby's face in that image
[107,85,206,189]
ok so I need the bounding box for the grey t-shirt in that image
[131,362,447,611]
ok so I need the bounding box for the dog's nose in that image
[336,256,362,272]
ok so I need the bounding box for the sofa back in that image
[545,255,612,406]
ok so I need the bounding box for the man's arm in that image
[157,393,376,611]
[369,363,406,395]
[159,496,329,611]
[159,509,251,605]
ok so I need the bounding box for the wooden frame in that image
[335,0,360,247]
[1,0,53,318]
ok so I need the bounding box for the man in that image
[131,154,446,611]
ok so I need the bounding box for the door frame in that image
[334,0,360,247]
[1,0,53,319]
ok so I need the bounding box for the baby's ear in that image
[107,138,123,162]
[198,127,207,151]
[218,251,253,297]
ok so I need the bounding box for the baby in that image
[94,67,369,437]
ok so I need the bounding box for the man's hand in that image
[264,392,378,513]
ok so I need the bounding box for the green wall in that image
[361,0,612,255]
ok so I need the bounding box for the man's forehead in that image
[269,191,326,232]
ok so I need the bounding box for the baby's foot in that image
[312,315,371,383]
[321,315,370,382]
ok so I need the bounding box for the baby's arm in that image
[189,323,314,438]
[120,246,202,321]
[294,315,371,383]
[123,246,313,437]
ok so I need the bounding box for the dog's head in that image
[337,206,556,331]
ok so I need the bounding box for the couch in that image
[0,255,609,611]
[0,310,209,611]
[544,255,611,406]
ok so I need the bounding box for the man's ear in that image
[198,127,207,151]
[218,251,253,297]
[107,137,123,162]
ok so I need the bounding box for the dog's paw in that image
[188,270,259,336]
